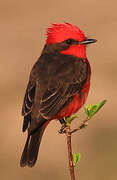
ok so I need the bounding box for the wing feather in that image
[22,84,35,116]
[39,55,88,119]
[22,83,36,132]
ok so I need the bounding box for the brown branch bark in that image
[65,125,75,180]
[59,117,89,179]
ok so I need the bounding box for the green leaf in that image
[65,115,77,125]
[85,99,107,119]
[72,153,81,166]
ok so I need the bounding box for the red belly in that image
[55,81,90,120]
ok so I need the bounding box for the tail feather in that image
[20,121,47,167]
[20,134,30,167]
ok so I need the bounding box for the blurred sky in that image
[0,0,117,180]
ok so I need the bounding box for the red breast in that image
[55,70,90,120]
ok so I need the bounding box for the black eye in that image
[66,39,73,45]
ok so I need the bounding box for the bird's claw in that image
[58,124,66,134]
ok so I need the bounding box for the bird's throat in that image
[61,45,86,59]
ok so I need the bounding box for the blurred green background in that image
[0,0,117,179]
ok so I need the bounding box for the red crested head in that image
[46,23,97,59]
[46,23,85,44]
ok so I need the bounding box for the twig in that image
[71,117,89,134]
[65,125,75,180]
[64,117,89,179]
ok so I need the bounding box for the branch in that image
[71,99,107,134]
[59,99,107,180]
[65,125,75,180]
[71,117,88,134]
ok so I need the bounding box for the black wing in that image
[39,54,88,119]
[22,82,36,132]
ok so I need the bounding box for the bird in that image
[20,23,97,167]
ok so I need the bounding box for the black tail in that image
[20,121,47,167]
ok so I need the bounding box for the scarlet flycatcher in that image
[20,23,96,167]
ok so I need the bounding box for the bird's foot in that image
[58,124,67,134]
[58,118,67,134]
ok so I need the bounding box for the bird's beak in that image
[80,38,97,45]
